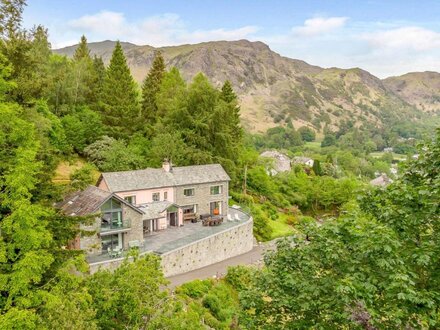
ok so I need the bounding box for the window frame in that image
[124,195,136,205]
[183,188,195,197]
[210,185,222,195]
[152,192,160,202]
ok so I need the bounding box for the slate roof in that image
[100,164,230,192]
[56,186,112,216]
[370,174,393,187]
[138,201,176,220]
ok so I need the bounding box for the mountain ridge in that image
[54,39,438,133]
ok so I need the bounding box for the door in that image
[102,233,122,253]
[210,201,221,215]
[168,212,177,226]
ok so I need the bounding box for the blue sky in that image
[23,0,440,77]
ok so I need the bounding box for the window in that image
[183,205,196,214]
[164,191,168,200]
[101,198,123,231]
[152,193,160,202]
[124,196,136,205]
[183,188,194,197]
[210,185,222,195]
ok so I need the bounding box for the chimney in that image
[162,159,171,172]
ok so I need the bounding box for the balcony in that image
[100,219,131,235]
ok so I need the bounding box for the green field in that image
[369,152,407,161]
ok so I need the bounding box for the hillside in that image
[55,40,431,133]
[383,71,440,115]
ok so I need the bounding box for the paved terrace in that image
[87,207,251,265]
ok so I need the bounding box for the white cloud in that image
[293,16,349,37]
[364,26,440,51]
[65,11,258,47]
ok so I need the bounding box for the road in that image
[166,240,278,288]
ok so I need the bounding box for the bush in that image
[176,279,213,299]
[298,126,316,142]
[70,164,96,190]
[225,266,255,292]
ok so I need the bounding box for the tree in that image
[100,41,140,138]
[0,102,53,327]
[86,254,185,329]
[141,51,165,131]
[321,133,336,147]
[239,130,440,328]
[298,126,316,142]
[73,35,90,61]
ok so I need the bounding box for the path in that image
[166,240,278,288]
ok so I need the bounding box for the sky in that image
[22,0,440,78]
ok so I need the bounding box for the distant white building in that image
[260,150,291,175]
[292,156,314,167]
[383,147,394,153]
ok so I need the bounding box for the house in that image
[260,150,291,175]
[58,162,232,258]
[57,185,144,255]
[292,156,314,167]
[97,161,230,227]
[370,173,393,187]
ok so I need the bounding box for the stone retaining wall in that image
[88,217,254,276]
[161,217,253,277]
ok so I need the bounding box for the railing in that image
[100,219,131,233]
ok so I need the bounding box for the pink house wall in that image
[115,187,175,205]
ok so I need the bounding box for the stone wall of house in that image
[88,217,253,276]
[80,216,101,255]
[174,181,229,216]
[122,204,144,248]
[160,217,253,277]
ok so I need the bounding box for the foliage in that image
[100,41,140,139]
[62,106,103,153]
[298,126,316,142]
[239,130,440,328]
[84,136,146,171]
[141,50,165,132]
[70,163,96,190]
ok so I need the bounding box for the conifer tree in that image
[220,80,242,141]
[73,35,91,61]
[100,41,140,138]
[89,55,105,110]
[141,51,165,130]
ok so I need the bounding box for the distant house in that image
[260,150,291,175]
[292,156,314,167]
[383,147,394,153]
[370,173,393,187]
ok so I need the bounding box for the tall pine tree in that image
[100,41,140,139]
[141,51,165,132]
[220,80,242,142]
[73,35,91,61]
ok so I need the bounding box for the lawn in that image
[53,157,100,185]
[369,152,407,161]
[304,141,322,151]
[268,213,295,239]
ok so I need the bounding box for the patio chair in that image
[234,214,240,221]
[227,214,233,222]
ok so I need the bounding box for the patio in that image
[87,207,251,265]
